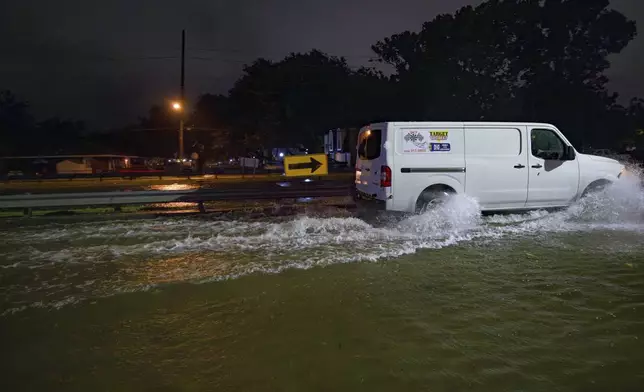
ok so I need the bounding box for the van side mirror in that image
[564,145,576,161]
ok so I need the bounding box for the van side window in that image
[465,128,521,156]
[358,129,382,160]
[531,129,565,160]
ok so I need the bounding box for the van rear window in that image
[358,129,382,160]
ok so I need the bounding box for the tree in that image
[223,50,388,151]
[191,94,234,160]
[627,98,644,129]
[619,98,644,150]
[123,104,182,157]
[139,104,176,130]
[35,118,86,154]
[372,4,522,121]
[0,90,34,155]
[371,0,637,146]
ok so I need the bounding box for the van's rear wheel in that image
[415,188,454,214]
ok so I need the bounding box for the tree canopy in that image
[1,0,642,157]
[221,50,387,150]
[371,0,637,146]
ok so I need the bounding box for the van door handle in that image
[531,164,543,169]
[513,164,525,169]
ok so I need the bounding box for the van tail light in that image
[380,165,392,188]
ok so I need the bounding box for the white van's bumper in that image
[354,189,391,211]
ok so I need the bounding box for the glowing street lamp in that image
[170,100,185,159]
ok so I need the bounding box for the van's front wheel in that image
[580,180,612,200]
[415,187,454,214]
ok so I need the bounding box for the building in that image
[0,155,136,177]
[324,128,351,164]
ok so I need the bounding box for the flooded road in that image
[2,177,644,391]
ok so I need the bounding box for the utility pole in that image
[179,29,186,159]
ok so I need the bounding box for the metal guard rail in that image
[0,185,353,210]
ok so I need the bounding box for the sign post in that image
[283,154,328,177]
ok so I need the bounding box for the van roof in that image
[363,121,557,128]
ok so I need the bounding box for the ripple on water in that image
[1,174,643,314]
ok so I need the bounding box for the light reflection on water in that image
[147,202,198,209]
[145,183,202,210]
[148,183,200,191]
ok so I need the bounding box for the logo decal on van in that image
[403,130,451,153]
[404,131,425,144]
[429,131,449,141]
[430,143,451,152]
[403,131,428,151]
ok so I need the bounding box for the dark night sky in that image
[1,0,642,128]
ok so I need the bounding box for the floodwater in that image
[2,176,644,391]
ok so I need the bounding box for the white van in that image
[354,122,626,213]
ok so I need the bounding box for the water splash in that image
[567,173,644,224]
[1,171,643,315]
[397,194,483,236]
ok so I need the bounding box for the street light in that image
[170,100,185,159]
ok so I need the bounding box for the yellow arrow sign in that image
[283,153,328,177]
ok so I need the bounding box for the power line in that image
[188,56,368,70]
[4,55,376,67]
[188,47,379,60]
[2,55,179,64]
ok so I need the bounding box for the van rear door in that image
[355,126,389,201]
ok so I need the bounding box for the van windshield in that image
[357,129,382,160]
